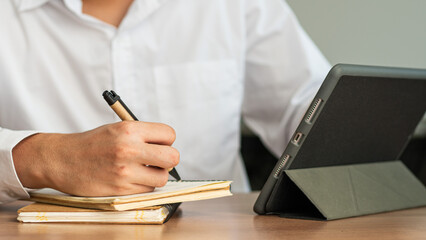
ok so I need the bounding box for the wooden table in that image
[1,193,425,240]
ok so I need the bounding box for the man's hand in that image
[12,121,179,196]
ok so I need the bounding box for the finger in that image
[106,183,155,196]
[128,164,169,188]
[138,122,176,145]
[135,144,180,169]
[130,184,156,194]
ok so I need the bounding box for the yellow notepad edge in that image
[29,181,231,210]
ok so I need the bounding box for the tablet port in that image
[305,98,323,124]
[291,132,303,146]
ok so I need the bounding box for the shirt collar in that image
[14,0,167,30]
[14,0,166,12]
[63,0,83,16]
[14,0,83,13]
[15,0,82,13]
[14,0,51,12]
[121,0,161,30]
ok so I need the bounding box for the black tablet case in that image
[254,64,426,220]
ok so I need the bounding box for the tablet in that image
[254,64,426,215]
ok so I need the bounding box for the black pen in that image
[103,90,181,181]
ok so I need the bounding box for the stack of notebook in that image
[17,180,232,224]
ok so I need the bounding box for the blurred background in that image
[242,0,426,190]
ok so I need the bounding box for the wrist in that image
[12,133,56,189]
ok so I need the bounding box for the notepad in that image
[29,180,232,211]
[17,203,178,224]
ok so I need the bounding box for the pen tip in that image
[169,168,181,181]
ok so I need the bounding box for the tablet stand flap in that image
[284,161,426,220]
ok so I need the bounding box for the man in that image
[0,0,330,203]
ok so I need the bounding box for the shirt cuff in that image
[0,129,38,204]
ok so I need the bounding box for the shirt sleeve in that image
[242,0,331,157]
[0,127,38,204]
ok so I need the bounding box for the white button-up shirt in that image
[0,0,330,203]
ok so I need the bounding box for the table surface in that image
[1,193,425,240]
